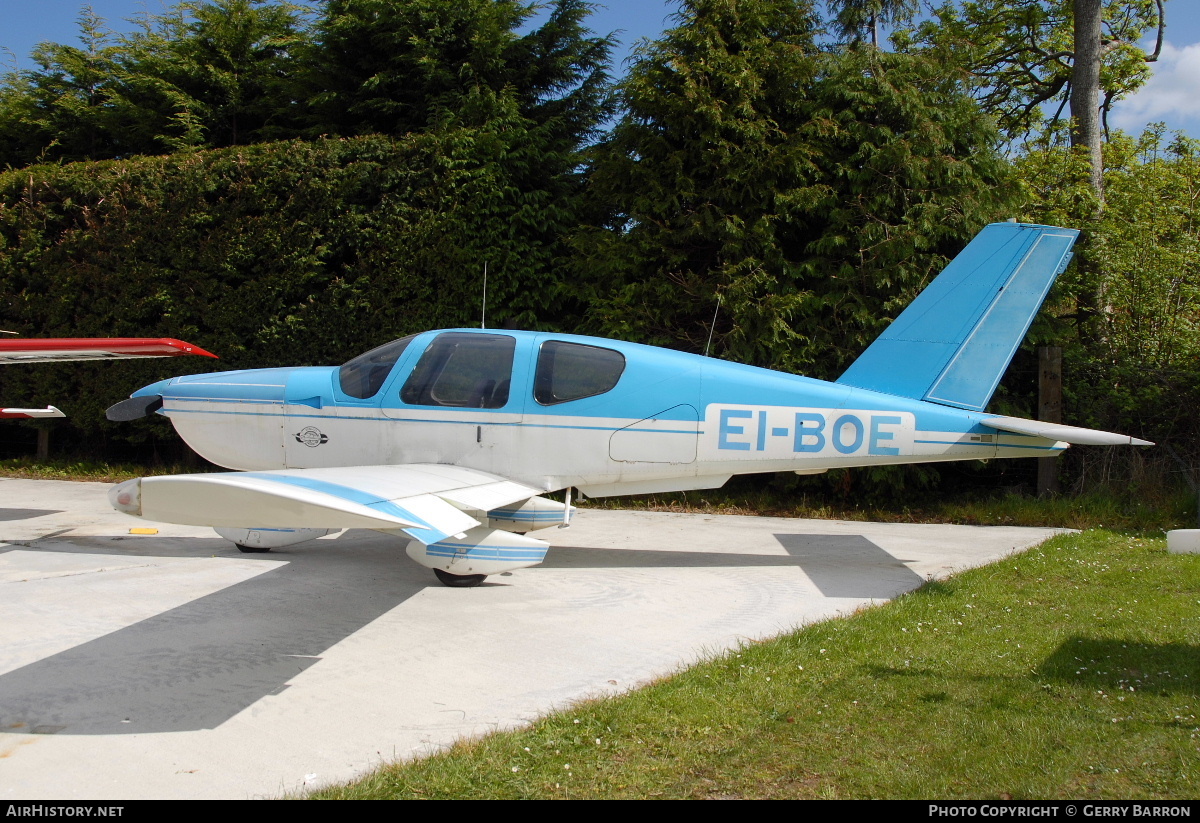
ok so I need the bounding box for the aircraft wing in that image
[0,406,64,419]
[109,464,543,545]
[0,337,218,364]
[982,416,1153,447]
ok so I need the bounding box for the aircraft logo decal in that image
[294,426,328,447]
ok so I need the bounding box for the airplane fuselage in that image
[134,328,1063,498]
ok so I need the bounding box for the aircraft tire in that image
[235,544,272,554]
[434,568,487,588]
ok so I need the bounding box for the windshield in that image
[338,334,418,398]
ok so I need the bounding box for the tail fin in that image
[836,222,1078,412]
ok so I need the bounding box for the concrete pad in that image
[0,478,1065,799]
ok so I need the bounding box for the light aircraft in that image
[0,337,217,418]
[105,223,1150,587]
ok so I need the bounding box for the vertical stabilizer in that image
[836,222,1078,412]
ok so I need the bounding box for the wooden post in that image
[1037,346,1062,497]
[36,427,49,460]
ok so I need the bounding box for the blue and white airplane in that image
[106,222,1150,586]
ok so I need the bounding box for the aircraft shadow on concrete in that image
[0,531,920,736]
[544,533,924,599]
[0,508,63,521]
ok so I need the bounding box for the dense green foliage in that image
[0,131,589,447]
[0,1,309,163]
[1014,128,1200,485]
[0,0,613,164]
[575,0,1016,376]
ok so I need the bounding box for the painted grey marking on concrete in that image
[537,544,827,569]
[0,508,62,522]
[774,534,925,598]
[0,535,426,735]
[0,535,902,735]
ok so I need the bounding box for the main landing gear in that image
[434,568,487,588]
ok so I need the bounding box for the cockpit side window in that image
[338,334,418,399]
[400,332,516,409]
[534,341,625,405]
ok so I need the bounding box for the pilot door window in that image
[400,332,516,409]
[534,340,626,405]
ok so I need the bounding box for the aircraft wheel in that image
[235,544,271,554]
[434,568,487,588]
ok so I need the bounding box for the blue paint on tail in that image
[836,222,1078,412]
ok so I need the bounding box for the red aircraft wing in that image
[0,338,217,419]
[0,338,218,364]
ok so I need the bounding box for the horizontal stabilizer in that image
[983,416,1153,447]
[838,223,1079,412]
[109,463,543,546]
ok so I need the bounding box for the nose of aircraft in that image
[105,376,177,421]
[106,367,336,422]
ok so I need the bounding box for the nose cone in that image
[109,479,142,516]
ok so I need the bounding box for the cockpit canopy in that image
[338,331,627,409]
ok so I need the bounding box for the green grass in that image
[311,530,1200,799]
[0,456,210,483]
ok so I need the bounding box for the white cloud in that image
[1110,40,1200,134]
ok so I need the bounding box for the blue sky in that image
[1,0,1197,139]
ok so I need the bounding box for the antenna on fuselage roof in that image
[481,260,488,330]
[703,295,722,358]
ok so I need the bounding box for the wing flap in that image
[438,480,541,511]
[983,416,1153,447]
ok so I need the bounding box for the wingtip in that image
[162,339,219,359]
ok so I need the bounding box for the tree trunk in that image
[1070,0,1106,345]
[1037,346,1063,498]
[1070,0,1104,202]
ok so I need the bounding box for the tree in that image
[115,0,309,149]
[827,0,920,47]
[0,1,311,164]
[908,1,1165,146]
[0,8,122,165]
[302,0,612,140]
[1015,125,1200,470]
[575,0,1017,376]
